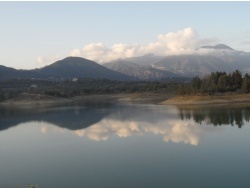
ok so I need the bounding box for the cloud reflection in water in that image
[1,104,233,146]
[72,119,207,145]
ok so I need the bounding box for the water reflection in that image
[70,118,204,145]
[178,106,250,128]
[0,102,114,131]
[2,103,250,188]
[1,103,250,146]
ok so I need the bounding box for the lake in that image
[1,102,250,188]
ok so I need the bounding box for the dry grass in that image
[161,94,250,106]
[117,92,175,104]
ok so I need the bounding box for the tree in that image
[242,73,250,93]
[218,74,229,92]
[192,76,202,92]
[232,70,243,89]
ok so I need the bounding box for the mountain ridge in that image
[1,44,250,80]
[0,57,136,81]
[103,59,180,80]
[104,44,250,78]
[200,44,235,51]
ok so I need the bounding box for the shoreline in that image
[160,94,250,106]
[0,92,173,108]
[2,93,250,108]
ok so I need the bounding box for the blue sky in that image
[1,2,250,69]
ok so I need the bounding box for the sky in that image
[1,1,250,69]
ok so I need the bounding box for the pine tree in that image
[242,74,250,93]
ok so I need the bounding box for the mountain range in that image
[1,44,250,81]
[104,44,250,78]
[103,60,179,80]
[0,57,135,81]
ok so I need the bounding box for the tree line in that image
[0,78,182,101]
[178,70,250,95]
[2,70,249,102]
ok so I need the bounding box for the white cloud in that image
[70,49,81,57]
[70,28,217,63]
[36,55,61,67]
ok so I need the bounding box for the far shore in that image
[2,93,250,108]
[160,93,250,106]
[0,92,174,108]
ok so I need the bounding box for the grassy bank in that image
[161,94,250,106]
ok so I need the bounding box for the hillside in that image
[123,53,164,66]
[0,57,136,81]
[154,52,250,77]
[109,44,250,78]
[103,60,179,80]
[36,57,136,81]
[1,44,250,81]
[154,55,231,77]
[0,65,50,80]
[102,44,250,78]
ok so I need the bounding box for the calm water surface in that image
[1,102,250,188]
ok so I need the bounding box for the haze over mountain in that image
[103,60,179,80]
[104,44,250,78]
[151,44,250,77]
[123,53,164,66]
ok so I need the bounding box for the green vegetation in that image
[0,78,185,102]
[178,70,250,95]
[2,70,250,103]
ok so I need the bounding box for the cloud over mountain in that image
[36,55,61,66]
[69,28,217,63]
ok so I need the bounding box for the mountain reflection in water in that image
[1,103,250,146]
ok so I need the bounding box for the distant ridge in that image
[36,57,136,81]
[2,44,250,80]
[149,44,250,77]
[104,44,250,78]
[200,44,235,51]
[104,60,180,80]
[0,57,136,81]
